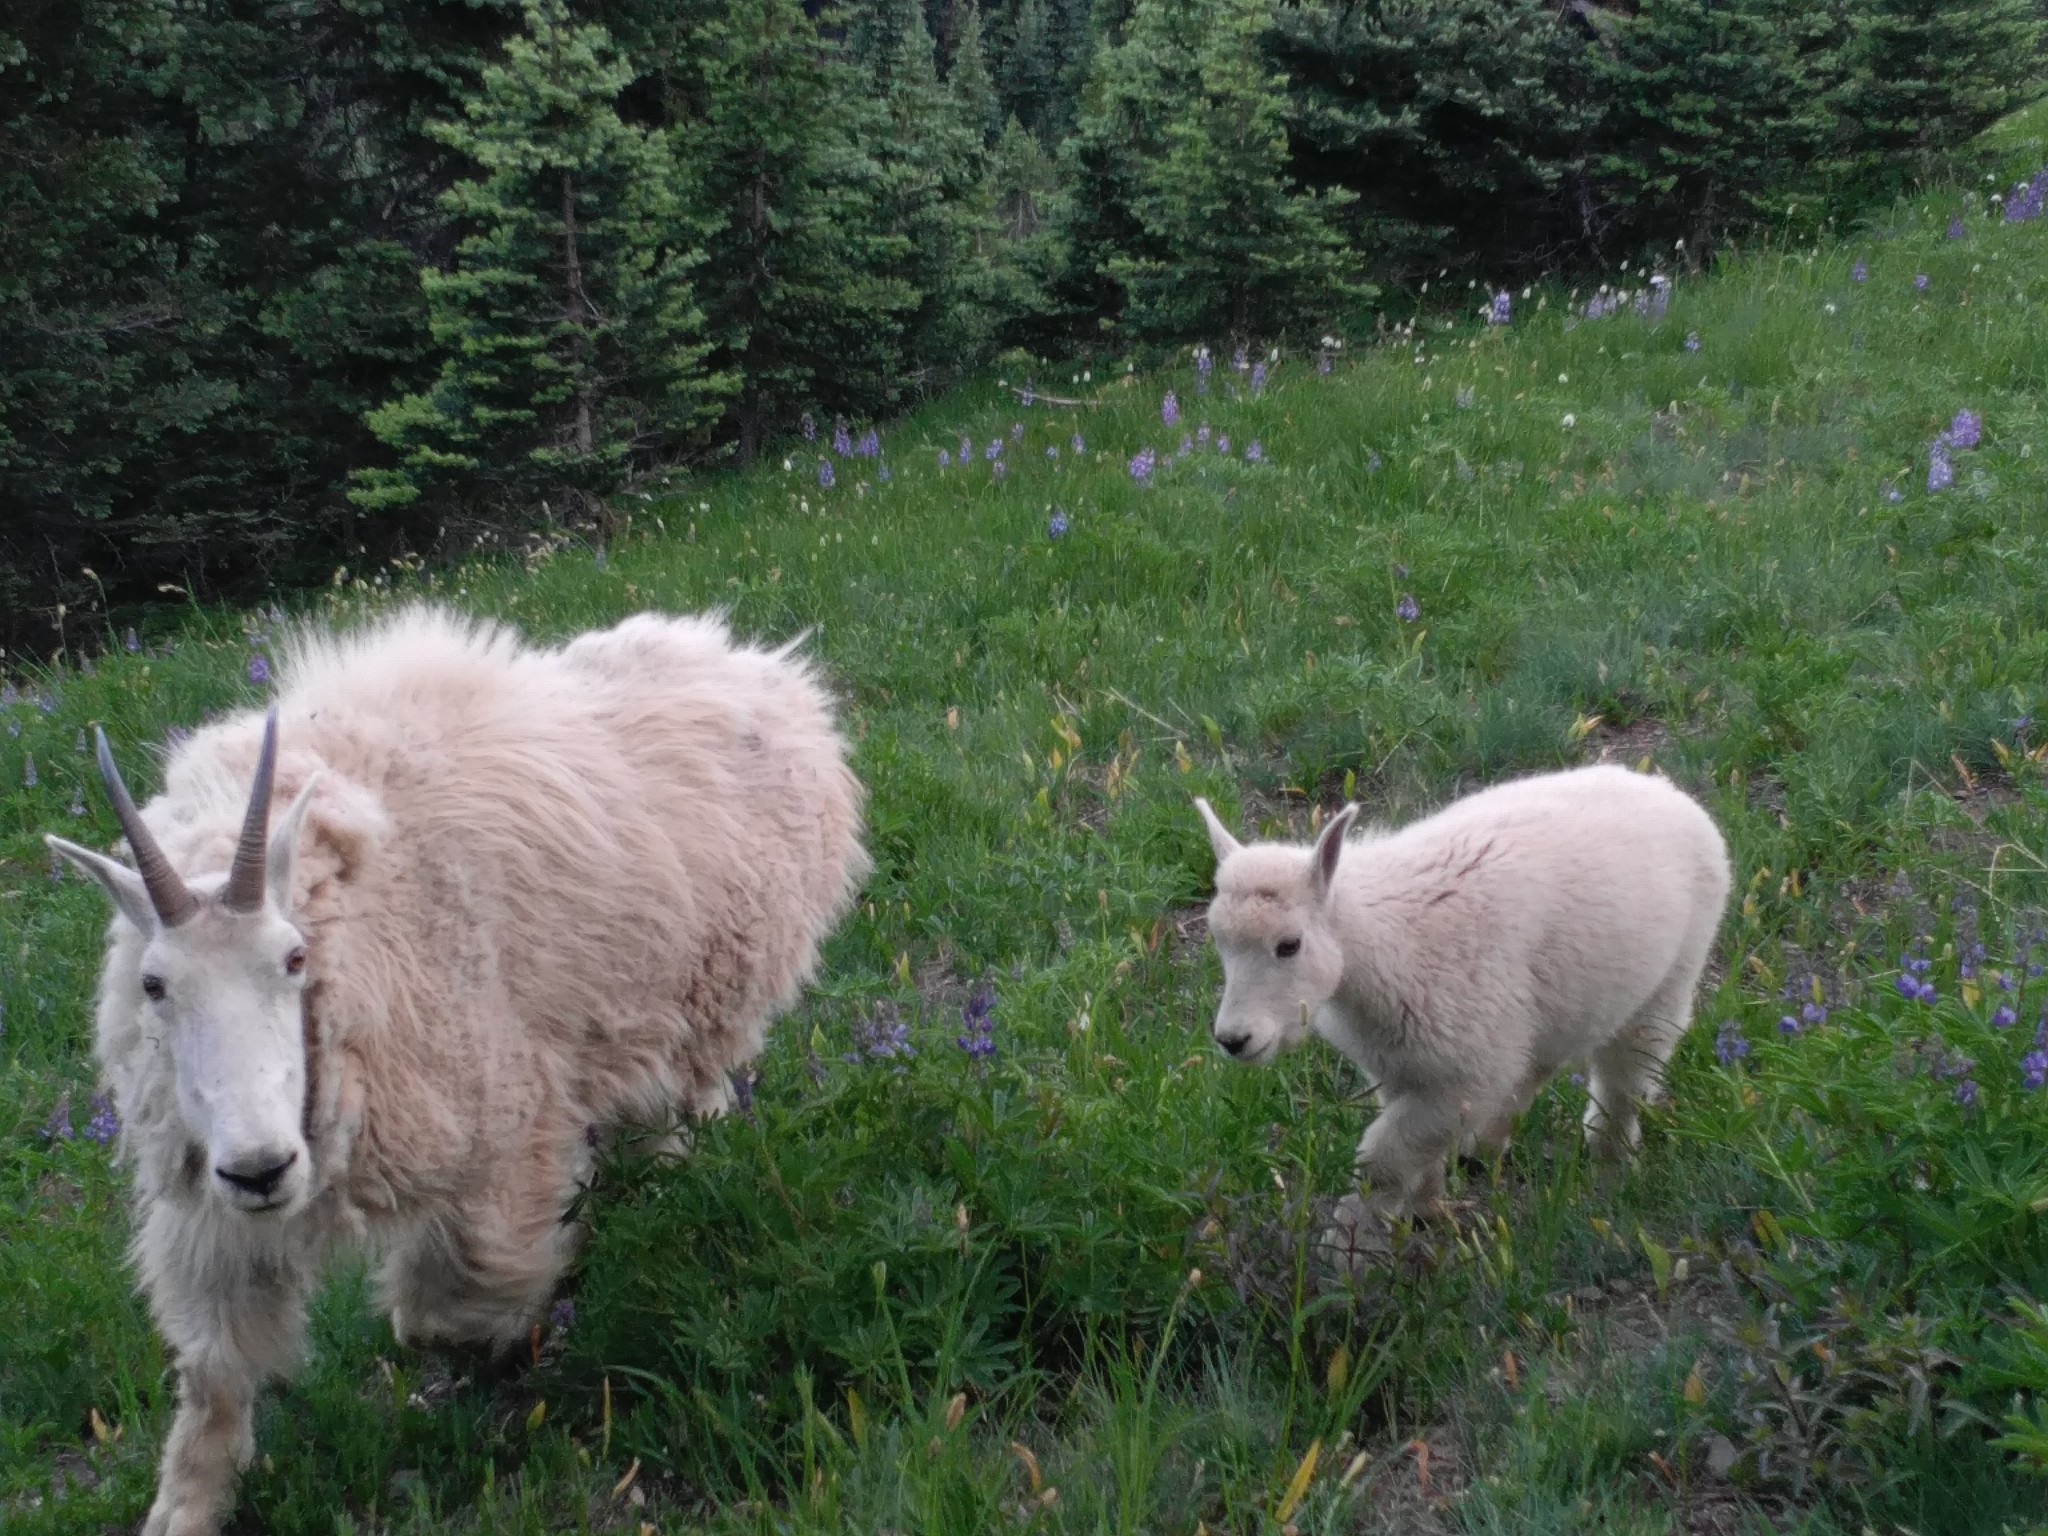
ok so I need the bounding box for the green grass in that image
[10,117,2048,1533]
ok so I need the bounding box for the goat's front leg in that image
[136,1213,314,1535]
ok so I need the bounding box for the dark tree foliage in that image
[1269,0,1607,276]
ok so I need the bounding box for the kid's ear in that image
[1311,803,1359,901]
[1193,797,1243,863]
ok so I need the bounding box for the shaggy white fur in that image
[49,605,868,1536]
[1195,764,1731,1222]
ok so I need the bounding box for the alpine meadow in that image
[8,1,2048,1533]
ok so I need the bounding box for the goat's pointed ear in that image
[46,834,158,933]
[1311,803,1359,902]
[1193,797,1242,863]
[266,774,323,912]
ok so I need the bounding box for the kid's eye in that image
[1275,938,1302,959]
[142,975,167,1001]
[285,947,308,977]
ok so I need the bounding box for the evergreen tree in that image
[946,0,1002,148]
[1594,0,1843,254]
[678,0,918,457]
[861,0,987,369]
[352,0,724,518]
[1269,0,1604,274]
[1077,0,1369,339]
[961,113,1076,349]
[996,0,1059,139]
[1834,0,2043,193]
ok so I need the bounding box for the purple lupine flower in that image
[1162,391,1180,427]
[801,413,817,442]
[1852,260,1869,283]
[1395,593,1419,623]
[1196,348,1213,392]
[850,1004,914,1062]
[1647,276,1670,321]
[23,752,35,788]
[1010,422,1024,442]
[985,439,1002,461]
[818,460,835,489]
[1915,273,1930,292]
[1883,480,1903,503]
[1997,970,2018,991]
[1046,445,1060,461]
[939,449,952,469]
[1918,980,1939,1003]
[1895,972,1921,999]
[878,463,891,483]
[1928,440,1954,493]
[960,436,972,462]
[1318,350,1333,375]
[857,429,880,458]
[1245,440,1264,463]
[1779,1014,1802,1035]
[833,420,853,457]
[1802,1001,1828,1027]
[1994,1005,2018,1028]
[1683,331,1701,353]
[248,654,270,685]
[1048,510,1068,539]
[1232,347,1249,374]
[1021,388,1035,407]
[1217,435,1230,455]
[1487,290,1511,325]
[1071,432,1085,455]
[1250,362,1267,396]
[1367,451,1383,472]
[549,1297,575,1331]
[992,460,1007,481]
[1179,435,1193,456]
[1129,447,1157,483]
[1953,1077,1979,1108]
[1947,214,1965,240]
[123,628,140,653]
[41,1096,73,1141]
[84,1092,119,1145]
[1196,424,1211,445]
[1947,409,1982,450]
[36,691,55,714]
[957,984,997,1061]
[2023,1050,2048,1089]
[1714,1019,1749,1065]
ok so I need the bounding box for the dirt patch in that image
[1169,904,1209,951]
[1580,714,1682,771]
[1350,1426,1466,1535]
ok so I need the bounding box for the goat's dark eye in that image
[1275,938,1302,959]
[141,975,167,1001]
[285,947,308,977]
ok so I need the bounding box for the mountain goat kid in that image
[48,606,868,1536]
[1195,764,1730,1226]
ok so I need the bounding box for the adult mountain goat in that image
[48,606,869,1536]
[1195,764,1730,1226]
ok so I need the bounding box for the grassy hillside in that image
[8,116,2048,1533]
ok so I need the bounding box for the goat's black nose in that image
[1216,1032,1252,1057]
[216,1150,298,1200]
